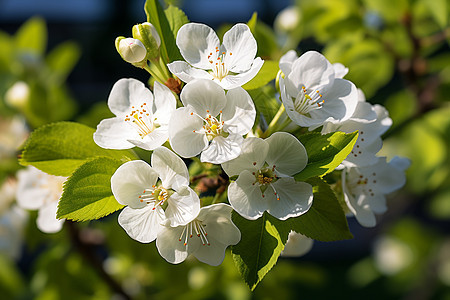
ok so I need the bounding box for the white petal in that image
[221,137,268,176]
[93,117,138,149]
[281,232,314,257]
[265,132,308,176]
[167,61,213,84]
[366,157,407,194]
[108,78,153,116]
[342,169,377,227]
[153,81,177,125]
[37,201,64,233]
[228,170,271,220]
[111,160,158,208]
[267,178,313,220]
[176,23,220,69]
[180,79,225,117]
[156,225,195,264]
[128,126,168,151]
[389,156,411,172]
[373,104,393,136]
[279,50,298,77]
[368,193,387,214]
[222,24,257,72]
[317,78,358,123]
[16,167,47,210]
[168,107,208,158]
[118,205,165,243]
[348,101,378,124]
[333,63,349,79]
[151,146,189,190]
[222,87,256,135]
[165,186,200,226]
[288,51,335,92]
[218,57,264,90]
[197,204,241,248]
[200,135,242,164]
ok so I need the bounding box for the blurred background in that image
[0,0,449,299]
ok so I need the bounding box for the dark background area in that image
[0,0,291,111]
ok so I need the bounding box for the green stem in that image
[143,64,165,84]
[211,191,222,205]
[264,103,286,137]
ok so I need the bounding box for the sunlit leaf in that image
[57,157,124,221]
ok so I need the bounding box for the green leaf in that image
[284,177,353,241]
[20,122,137,176]
[164,5,189,40]
[248,85,280,126]
[294,131,358,181]
[231,212,290,291]
[145,0,182,63]
[423,0,448,28]
[14,17,47,55]
[247,12,257,31]
[57,157,124,221]
[46,41,81,84]
[242,60,278,90]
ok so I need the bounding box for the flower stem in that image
[143,64,165,84]
[263,103,287,137]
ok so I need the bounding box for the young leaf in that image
[231,212,290,291]
[20,122,137,176]
[144,0,182,63]
[46,41,81,84]
[14,17,47,56]
[164,5,189,40]
[242,60,278,90]
[248,85,280,126]
[284,177,353,241]
[57,157,124,221]
[294,131,358,181]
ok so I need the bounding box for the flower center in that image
[207,47,232,81]
[178,219,210,246]
[348,172,378,199]
[252,165,280,200]
[138,185,170,210]
[191,110,226,141]
[293,86,325,115]
[124,103,159,138]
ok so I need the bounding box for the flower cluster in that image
[91,20,411,265]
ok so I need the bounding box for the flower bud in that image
[5,81,30,109]
[115,37,147,64]
[132,22,161,61]
[274,6,301,33]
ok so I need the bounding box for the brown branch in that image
[65,221,132,300]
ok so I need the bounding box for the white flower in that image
[111,147,200,243]
[5,81,30,108]
[16,166,66,233]
[94,78,176,151]
[0,205,27,259]
[222,132,313,220]
[274,6,301,33]
[342,156,410,227]
[0,178,28,259]
[0,116,28,161]
[281,231,314,257]
[323,91,391,167]
[279,51,358,129]
[168,79,255,164]
[167,23,264,90]
[156,203,241,266]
